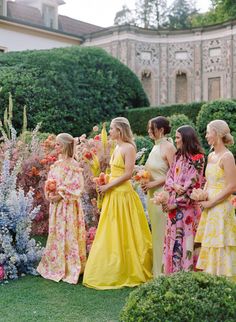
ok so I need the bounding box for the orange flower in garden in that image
[40,158,47,165]
[29,166,40,177]
[45,179,57,193]
[93,172,109,186]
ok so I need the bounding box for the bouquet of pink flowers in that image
[151,190,169,205]
[190,188,208,201]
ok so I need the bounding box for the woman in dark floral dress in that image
[163,126,205,274]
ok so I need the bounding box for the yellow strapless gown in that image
[83,153,153,289]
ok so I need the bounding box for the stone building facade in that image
[83,23,236,106]
[1,1,236,106]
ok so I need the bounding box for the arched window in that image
[176,72,187,103]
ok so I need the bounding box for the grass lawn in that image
[0,275,132,322]
[0,236,132,322]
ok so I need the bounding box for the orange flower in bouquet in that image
[231,195,236,208]
[93,172,109,186]
[151,191,169,205]
[45,179,57,193]
[190,188,208,201]
[133,169,150,184]
[93,172,110,209]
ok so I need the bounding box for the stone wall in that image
[83,22,236,106]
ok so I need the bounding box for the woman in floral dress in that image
[163,125,205,274]
[195,120,236,280]
[37,133,86,284]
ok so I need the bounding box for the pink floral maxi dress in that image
[163,154,205,274]
[37,159,86,284]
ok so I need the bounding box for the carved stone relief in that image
[135,42,159,66]
[203,39,226,73]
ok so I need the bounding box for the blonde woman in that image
[195,120,236,280]
[37,133,86,284]
[83,117,152,289]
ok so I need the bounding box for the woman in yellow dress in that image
[195,120,236,279]
[142,117,176,277]
[83,117,152,289]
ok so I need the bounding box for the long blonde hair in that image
[111,117,136,148]
[56,133,75,158]
[208,120,234,146]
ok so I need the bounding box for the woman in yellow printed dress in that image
[83,117,152,289]
[142,116,176,277]
[195,120,236,280]
[37,133,86,284]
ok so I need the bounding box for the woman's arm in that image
[201,153,236,208]
[98,144,136,193]
[143,143,176,191]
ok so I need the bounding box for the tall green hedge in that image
[123,102,204,135]
[197,100,236,156]
[0,47,149,136]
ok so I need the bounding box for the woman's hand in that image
[141,181,156,193]
[97,184,111,194]
[173,183,186,195]
[48,193,62,203]
[199,200,214,209]
[162,203,177,212]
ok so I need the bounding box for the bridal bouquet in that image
[151,191,169,205]
[45,179,57,194]
[133,169,150,184]
[190,188,208,201]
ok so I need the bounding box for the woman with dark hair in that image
[142,116,176,277]
[162,125,205,274]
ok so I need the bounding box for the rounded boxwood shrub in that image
[0,46,149,136]
[196,100,236,156]
[120,272,236,322]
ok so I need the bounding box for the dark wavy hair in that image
[148,116,171,136]
[176,125,204,157]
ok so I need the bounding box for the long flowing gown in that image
[195,158,236,278]
[163,154,205,274]
[37,159,86,284]
[83,152,153,289]
[145,138,169,277]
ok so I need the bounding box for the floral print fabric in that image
[37,159,86,284]
[163,154,205,274]
[195,160,236,277]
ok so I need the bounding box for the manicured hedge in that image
[197,100,236,156]
[123,102,204,135]
[0,47,149,136]
[120,272,236,322]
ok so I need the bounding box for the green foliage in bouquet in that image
[0,47,149,136]
[196,100,236,156]
[120,272,236,322]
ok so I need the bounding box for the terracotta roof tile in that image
[7,1,44,26]
[58,15,103,36]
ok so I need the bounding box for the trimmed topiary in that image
[0,46,149,136]
[120,272,236,322]
[196,100,236,156]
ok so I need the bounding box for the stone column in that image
[160,44,168,105]
[194,35,202,102]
